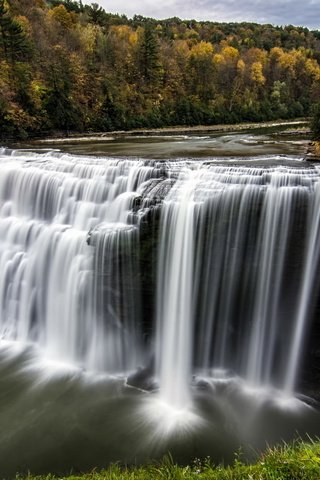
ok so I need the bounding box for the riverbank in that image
[8,118,310,147]
[20,440,320,480]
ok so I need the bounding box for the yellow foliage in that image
[30,80,47,110]
[109,25,134,41]
[250,62,265,85]
[174,40,190,58]
[49,5,76,29]
[222,46,239,60]
[190,41,214,58]
[305,58,320,81]
[69,52,86,88]
[278,52,296,71]
[213,53,225,65]
[270,47,284,60]
[129,32,138,46]
[77,24,99,54]
[237,59,245,75]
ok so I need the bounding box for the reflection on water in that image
[0,343,319,477]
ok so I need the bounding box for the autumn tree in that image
[1,0,320,138]
[189,41,215,102]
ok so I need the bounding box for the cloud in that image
[93,0,320,29]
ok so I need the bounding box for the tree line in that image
[0,0,320,139]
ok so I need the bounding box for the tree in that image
[86,3,106,26]
[138,24,162,83]
[49,4,77,29]
[43,46,83,131]
[189,41,215,102]
[0,0,31,63]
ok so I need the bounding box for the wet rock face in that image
[126,359,158,391]
[132,176,177,343]
[139,177,177,208]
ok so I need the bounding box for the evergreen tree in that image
[86,3,106,26]
[139,24,161,83]
[0,0,31,63]
[49,0,83,13]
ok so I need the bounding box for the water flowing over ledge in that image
[0,148,320,475]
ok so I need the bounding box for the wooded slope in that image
[1,0,320,138]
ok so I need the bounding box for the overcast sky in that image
[92,0,319,30]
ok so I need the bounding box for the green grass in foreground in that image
[21,440,320,480]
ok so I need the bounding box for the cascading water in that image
[156,164,320,399]
[156,167,200,408]
[284,181,320,393]
[0,146,320,476]
[0,150,160,372]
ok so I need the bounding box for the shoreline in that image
[10,118,310,146]
[6,440,320,479]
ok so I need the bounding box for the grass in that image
[19,440,320,480]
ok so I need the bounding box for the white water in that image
[284,181,320,392]
[156,163,320,403]
[156,168,200,407]
[0,150,159,372]
[0,148,320,405]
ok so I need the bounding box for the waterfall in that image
[0,151,160,372]
[0,149,320,401]
[156,164,320,402]
[284,180,320,393]
[156,168,200,408]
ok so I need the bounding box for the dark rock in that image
[126,361,158,391]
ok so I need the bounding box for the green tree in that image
[0,0,31,63]
[43,46,83,131]
[86,3,106,26]
[138,24,162,83]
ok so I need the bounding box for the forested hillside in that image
[1,0,320,139]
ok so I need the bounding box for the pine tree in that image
[0,0,31,63]
[139,24,161,83]
[87,3,106,26]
